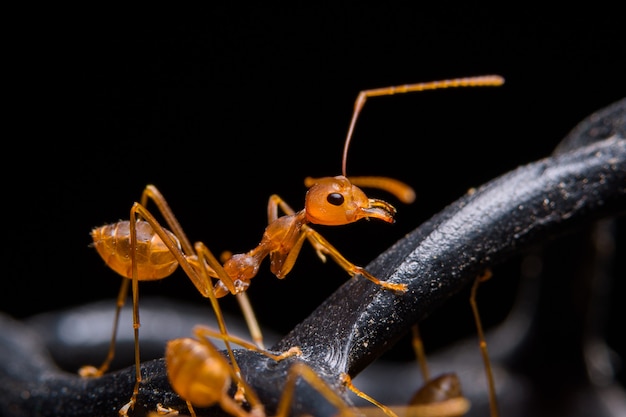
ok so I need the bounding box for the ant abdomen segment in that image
[91,220,181,280]
[408,374,470,417]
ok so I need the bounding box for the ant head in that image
[304,176,397,226]
[304,76,505,226]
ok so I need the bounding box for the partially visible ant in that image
[160,325,357,417]
[468,269,499,417]
[340,320,471,417]
[347,270,499,417]
[405,325,471,417]
[83,75,504,415]
[405,269,499,417]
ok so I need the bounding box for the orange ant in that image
[83,75,504,415]
[161,325,357,417]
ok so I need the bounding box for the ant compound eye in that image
[327,193,345,206]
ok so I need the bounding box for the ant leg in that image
[117,205,147,415]
[301,225,408,292]
[267,194,296,222]
[470,269,500,417]
[218,250,266,349]
[411,324,431,382]
[236,292,265,350]
[140,185,196,257]
[268,195,329,265]
[78,277,130,377]
[275,363,358,417]
[191,241,255,402]
[133,190,248,321]
[341,373,398,417]
[193,325,302,362]
[154,403,180,416]
[408,320,471,416]
[118,203,248,411]
[268,194,407,292]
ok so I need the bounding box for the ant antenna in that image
[341,75,505,177]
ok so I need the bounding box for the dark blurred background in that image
[4,4,625,394]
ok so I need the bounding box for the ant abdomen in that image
[165,337,231,408]
[91,220,181,280]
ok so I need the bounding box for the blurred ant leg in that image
[78,277,130,377]
[219,249,266,350]
[276,364,359,417]
[408,325,470,417]
[470,269,500,417]
[235,292,265,350]
[341,373,399,417]
[411,324,431,382]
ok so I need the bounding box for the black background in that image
[4,4,625,393]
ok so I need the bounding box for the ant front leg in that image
[267,194,329,265]
[267,194,408,293]
[275,363,359,417]
[301,226,408,293]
